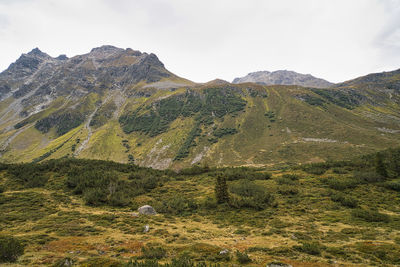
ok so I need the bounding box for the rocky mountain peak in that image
[25,47,51,59]
[233,70,333,88]
[88,45,124,58]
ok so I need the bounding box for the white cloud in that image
[0,0,399,83]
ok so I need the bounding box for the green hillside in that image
[1,81,400,170]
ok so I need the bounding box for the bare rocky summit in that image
[232,70,333,88]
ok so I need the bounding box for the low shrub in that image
[141,246,167,260]
[0,235,25,263]
[330,192,358,208]
[332,168,348,174]
[214,167,271,181]
[302,163,329,175]
[203,197,217,209]
[229,180,274,210]
[282,174,301,180]
[155,196,198,215]
[179,165,211,176]
[276,177,296,185]
[277,185,299,195]
[354,171,384,183]
[351,209,391,223]
[384,181,400,192]
[324,177,360,190]
[235,250,251,264]
[294,241,323,256]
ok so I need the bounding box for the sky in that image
[0,0,399,83]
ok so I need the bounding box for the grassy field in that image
[1,149,400,266]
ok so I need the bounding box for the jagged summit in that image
[24,47,51,59]
[233,70,333,88]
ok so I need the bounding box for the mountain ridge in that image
[0,46,399,169]
[233,70,334,88]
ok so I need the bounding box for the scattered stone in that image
[138,205,157,215]
[62,258,73,267]
[131,212,139,217]
[143,225,150,233]
[219,249,229,255]
[377,127,400,133]
[266,262,292,267]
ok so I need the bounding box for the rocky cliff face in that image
[233,70,334,88]
[0,45,176,118]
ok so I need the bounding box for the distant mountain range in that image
[233,70,334,88]
[0,45,399,169]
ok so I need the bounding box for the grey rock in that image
[219,249,229,255]
[143,225,150,233]
[62,258,73,267]
[138,205,156,215]
[233,70,333,88]
[266,262,292,267]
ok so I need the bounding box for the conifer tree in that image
[215,174,229,204]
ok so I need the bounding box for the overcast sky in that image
[0,0,399,83]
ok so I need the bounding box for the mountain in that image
[232,70,334,88]
[0,46,400,169]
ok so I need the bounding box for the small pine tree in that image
[215,174,230,204]
[376,152,388,178]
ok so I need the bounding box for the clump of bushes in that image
[6,163,49,188]
[282,174,301,180]
[351,209,391,223]
[0,235,24,263]
[229,180,275,210]
[277,185,299,195]
[302,163,329,175]
[235,250,251,264]
[215,167,271,181]
[384,181,400,192]
[276,177,296,185]
[141,245,167,259]
[179,165,211,176]
[324,177,359,191]
[127,257,209,266]
[155,196,198,215]
[330,192,358,208]
[213,128,238,138]
[353,171,385,183]
[294,241,324,256]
